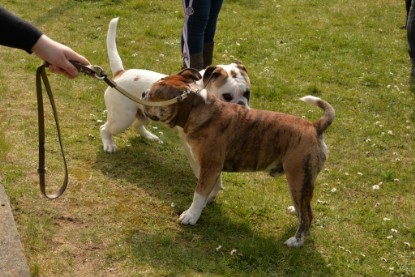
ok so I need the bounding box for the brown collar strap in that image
[175,92,197,128]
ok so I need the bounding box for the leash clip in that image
[71,61,107,80]
[177,93,187,103]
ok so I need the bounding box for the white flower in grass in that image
[216,245,222,251]
[372,182,382,190]
[383,217,391,221]
[387,130,394,135]
[317,200,328,205]
[387,235,393,239]
[230,249,237,255]
[286,206,296,215]
[404,242,411,247]
[391,229,398,234]
[339,246,352,254]
[331,188,337,193]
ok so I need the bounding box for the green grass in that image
[0,0,414,276]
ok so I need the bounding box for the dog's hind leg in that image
[283,156,315,247]
[101,88,141,152]
[101,114,135,153]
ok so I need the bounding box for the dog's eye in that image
[222,93,233,102]
[142,89,149,99]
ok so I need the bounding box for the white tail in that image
[107,17,124,76]
[300,95,335,135]
[300,95,321,105]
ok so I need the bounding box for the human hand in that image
[31,35,90,78]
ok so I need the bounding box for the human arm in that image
[0,6,89,78]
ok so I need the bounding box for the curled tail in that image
[107,17,124,76]
[300,95,335,135]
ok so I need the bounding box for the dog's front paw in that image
[179,209,201,225]
[144,132,162,143]
[284,236,304,247]
[137,126,162,143]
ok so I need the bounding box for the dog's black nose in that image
[222,93,233,102]
[243,89,250,101]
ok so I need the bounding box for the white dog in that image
[100,18,251,153]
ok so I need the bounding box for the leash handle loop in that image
[36,64,68,199]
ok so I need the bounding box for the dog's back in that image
[189,94,335,173]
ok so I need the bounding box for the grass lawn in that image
[0,0,414,276]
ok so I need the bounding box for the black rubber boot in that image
[203,42,214,67]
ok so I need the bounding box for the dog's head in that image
[142,68,202,127]
[200,61,251,107]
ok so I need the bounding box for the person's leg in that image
[183,0,211,69]
[406,0,412,28]
[407,0,415,75]
[203,0,223,67]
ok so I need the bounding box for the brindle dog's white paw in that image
[284,236,304,247]
[179,209,201,225]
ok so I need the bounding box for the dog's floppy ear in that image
[202,66,227,87]
[234,60,248,73]
[177,68,202,83]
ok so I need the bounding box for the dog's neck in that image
[174,92,198,128]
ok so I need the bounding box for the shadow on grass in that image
[34,1,78,25]
[94,136,333,276]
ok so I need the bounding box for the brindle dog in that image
[143,69,335,247]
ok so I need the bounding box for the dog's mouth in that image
[144,112,160,122]
[149,115,160,121]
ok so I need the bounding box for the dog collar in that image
[174,91,198,128]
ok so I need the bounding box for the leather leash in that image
[35,62,193,199]
[182,0,194,68]
[70,62,190,106]
[36,64,68,199]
